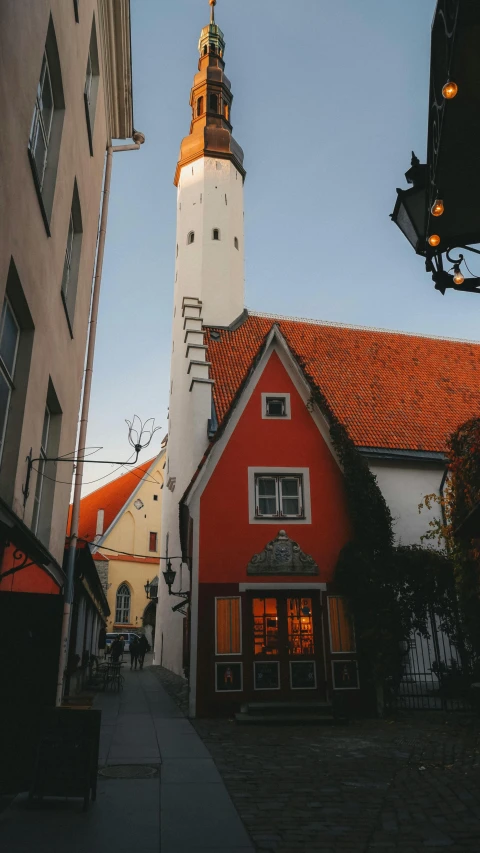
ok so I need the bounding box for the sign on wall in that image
[215,662,243,692]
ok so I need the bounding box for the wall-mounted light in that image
[442,80,458,100]
[431,199,444,217]
[428,234,441,247]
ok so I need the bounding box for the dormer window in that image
[212,228,220,241]
[261,392,291,419]
[187,231,195,245]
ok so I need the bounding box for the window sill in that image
[254,515,306,521]
[27,147,51,237]
[60,289,74,339]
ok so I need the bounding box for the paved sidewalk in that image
[0,663,254,853]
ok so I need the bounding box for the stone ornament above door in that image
[247,530,319,576]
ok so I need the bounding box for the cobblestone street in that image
[190,715,480,853]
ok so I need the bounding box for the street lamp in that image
[390,153,428,255]
[162,560,176,595]
[144,576,159,601]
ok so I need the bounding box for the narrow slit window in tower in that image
[213,229,220,241]
[187,231,195,245]
[196,96,203,117]
[234,237,239,250]
[209,93,217,113]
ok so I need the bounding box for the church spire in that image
[174,1,245,186]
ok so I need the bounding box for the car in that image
[105,632,142,653]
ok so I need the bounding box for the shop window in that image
[287,598,315,656]
[116,583,131,624]
[253,598,279,656]
[328,597,356,652]
[216,597,241,654]
[255,474,303,518]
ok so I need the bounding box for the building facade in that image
[0,0,136,761]
[74,455,164,648]
[156,5,480,717]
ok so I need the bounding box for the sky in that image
[81,0,478,495]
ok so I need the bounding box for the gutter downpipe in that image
[55,131,145,707]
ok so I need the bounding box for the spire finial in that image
[209,0,216,24]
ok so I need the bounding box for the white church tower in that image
[155,0,246,674]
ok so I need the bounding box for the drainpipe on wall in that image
[55,131,145,707]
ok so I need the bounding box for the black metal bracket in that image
[0,546,35,580]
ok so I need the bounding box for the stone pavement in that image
[0,660,254,853]
[191,715,480,853]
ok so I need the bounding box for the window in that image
[149,532,158,552]
[253,598,279,656]
[287,598,314,656]
[153,494,158,501]
[203,44,207,55]
[224,101,230,121]
[116,584,131,624]
[84,19,100,155]
[209,93,217,113]
[28,17,65,233]
[266,397,286,417]
[255,474,303,518]
[234,237,239,250]
[196,96,204,117]
[0,299,20,463]
[30,380,62,545]
[32,406,50,535]
[212,228,220,241]
[328,597,356,652]
[261,392,291,419]
[216,598,241,654]
[61,181,83,329]
[73,0,79,22]
[187,231,195,245]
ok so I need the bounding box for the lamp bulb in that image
[453,266,464,286]
[442,81,458,100]
[428,234,441,247]
[431,199,444,217]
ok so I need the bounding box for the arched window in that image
[234,237,239,250]
[203,44,207,55]
[196,96,203,117]
[223,102,230,121]
[212,228,220,241]
[210,43,216,53]
[116,583,130,624]
[187,231,195,245]
[209,93,217,113]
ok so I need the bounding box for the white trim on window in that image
[253,661,280,691]
[261,392,291,420]
[327,595,356,654]
[215,596,242,656]
[248,467,311,524]
[289,660,317,690]
[331,659,360,690]
[214,662,243,693]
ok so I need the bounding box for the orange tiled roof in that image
[69,458,157,543]
[205,313,480,453]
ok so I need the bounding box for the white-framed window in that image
[187,231,195,245]
[116,583,131,624]
[255,474,303,518]
[261,392,291,419]
[215,597,242,655]
[29,52,54,192]
[248,467,311,524]
[32,406,51,535]
[0,299,20,463]
[327,596,356,653]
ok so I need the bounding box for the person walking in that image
[118,634,125,661]
[98,625,107,659]
[110,636,122,663]
[138,634,149,669]
[130,635,140,670]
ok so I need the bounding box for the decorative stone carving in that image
[247,530,319,576]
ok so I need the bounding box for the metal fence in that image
[395,611,470,711]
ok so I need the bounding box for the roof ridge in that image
[247,308,480,346]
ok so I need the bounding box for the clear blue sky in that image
[82,0,478,495]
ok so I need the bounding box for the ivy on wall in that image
[301,366,456,703]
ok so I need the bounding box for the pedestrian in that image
[110,637,122,663]
[118,634,125,661]
[98,625,106,658]
[138,634,150,669]
[130,635,140,670]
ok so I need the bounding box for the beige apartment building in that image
[0,0,138,715]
